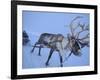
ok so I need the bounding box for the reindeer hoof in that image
[38,54,41,56]
[60,64,63,67]
[45,62,49,66]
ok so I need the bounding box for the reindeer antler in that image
[76,23,89,39]
[69,16,89,48]
[70,16,83,36]
[76,23,90,48]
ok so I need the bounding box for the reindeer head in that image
[68,16,89,56]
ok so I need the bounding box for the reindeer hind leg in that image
[31,42,38,53]
[38,47,42,56]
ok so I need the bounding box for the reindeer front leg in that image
[58,52,63,67]
[45,49,54,66]
[56,42,64,67]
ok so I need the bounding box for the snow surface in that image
[22,34,89,69]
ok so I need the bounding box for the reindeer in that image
[31,16,89,67]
